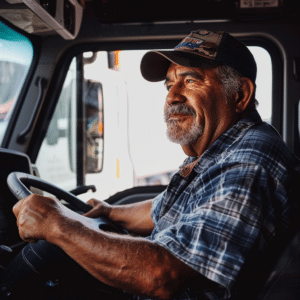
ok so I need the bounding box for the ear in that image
[234,78,255,114]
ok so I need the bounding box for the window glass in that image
[83,52,133,200]
[248,46,272,123]
[36,58,77,192]
[0,20,33,144]
[35,55,105,196]
[116,50,184,186]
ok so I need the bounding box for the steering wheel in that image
[7,171,126,233]
[0,172,127,298]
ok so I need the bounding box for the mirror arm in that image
[69,185,96,196]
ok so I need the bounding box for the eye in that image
[186,78,195,84]
[166,84,173,91]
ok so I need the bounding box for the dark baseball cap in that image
[140,29,257,83]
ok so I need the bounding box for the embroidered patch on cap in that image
[174,30,223,59]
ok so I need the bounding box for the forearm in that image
[109,199,154,235]
[13,195,205,300]
[49,212,193,299]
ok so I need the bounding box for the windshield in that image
[0,20,33,144]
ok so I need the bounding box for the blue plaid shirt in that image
[135,110,300,300]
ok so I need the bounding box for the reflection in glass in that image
[0,20,33,144]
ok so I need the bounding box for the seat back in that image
[255,226,300,300]
[231,224,300,300]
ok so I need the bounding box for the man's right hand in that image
[84,199,154,235]
[83,199,112,219]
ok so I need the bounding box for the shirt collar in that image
[179,110,262,176]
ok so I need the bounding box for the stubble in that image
[164,104,203,146]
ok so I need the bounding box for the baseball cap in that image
[140,30,257,83]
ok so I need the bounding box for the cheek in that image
[195,92,223,123]
[187,86,223,119]
[163,102,168,112]
[192,93,211,117]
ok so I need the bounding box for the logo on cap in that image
[175,38,204,50]
[174,31,223,59]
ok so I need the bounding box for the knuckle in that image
[86,199,93,205]
[12,204,18,216]
[88,198,100,206]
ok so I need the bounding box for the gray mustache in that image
[164,104,196,122]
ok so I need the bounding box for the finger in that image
[13,195,34,218]
[86,198,100,207]
[26,239,38,244]
[19,233,38,244]
[83,207,100,218]
[12,200,23,218]
[15,207,25,229]
[22,233,39,244]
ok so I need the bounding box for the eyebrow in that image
[164,70,204,86]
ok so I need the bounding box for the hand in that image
[83,198,112,219]
[12,194,63,243]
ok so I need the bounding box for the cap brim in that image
[140,50,220,82]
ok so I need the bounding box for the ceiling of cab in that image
[0,0,298,40]
[0,0,84,39]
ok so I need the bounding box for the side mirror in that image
[83,79,104,173]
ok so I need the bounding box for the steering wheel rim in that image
[7,171,126,234]
[7,172,92,213]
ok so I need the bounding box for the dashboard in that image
[0,149,32,246]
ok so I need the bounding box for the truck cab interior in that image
[0,0,300,299]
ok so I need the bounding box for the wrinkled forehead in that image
[165,63,220,83]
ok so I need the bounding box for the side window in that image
[83,52,131,199]
[0,20,33,144]
[248,46,272,123]
[36,59,77,192]
[35,56,105,194]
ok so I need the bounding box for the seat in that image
[254,225,300,300]
[230,224,300,300]
[106,185,167,205]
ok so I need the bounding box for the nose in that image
[166,83,186,105]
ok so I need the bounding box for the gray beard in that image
[164,104,204,146]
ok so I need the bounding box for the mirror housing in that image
[83,79,104,173]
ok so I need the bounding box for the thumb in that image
[84,206,100,218]
[83,199,102,218]
[86,198,101,207]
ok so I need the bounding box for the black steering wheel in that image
[7,171,126,233]
[0,172,126,299]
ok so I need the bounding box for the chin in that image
[166,123,203,146]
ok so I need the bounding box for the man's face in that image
[164,63,237,152]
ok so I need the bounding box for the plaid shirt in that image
[134,110,300,300]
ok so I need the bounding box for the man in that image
[11,30,300,299]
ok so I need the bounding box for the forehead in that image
[165,63,218,81]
